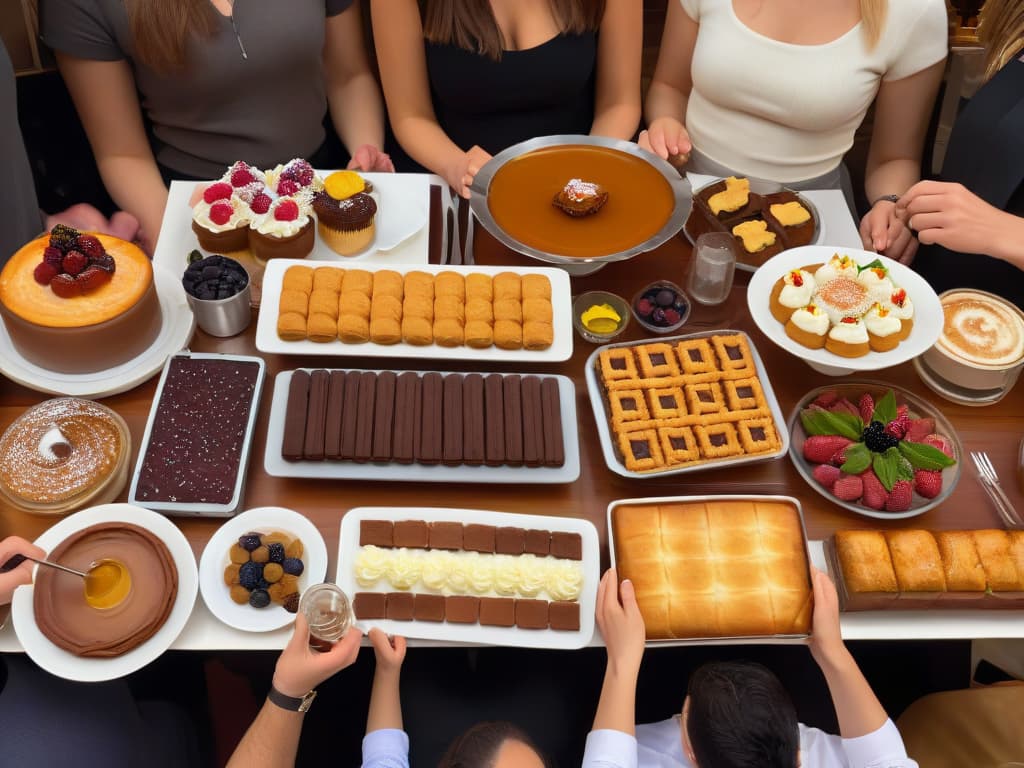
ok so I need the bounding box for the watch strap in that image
[267,684,317,713]
[872,194,900,206]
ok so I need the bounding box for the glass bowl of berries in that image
[632,280,690,334]
[788,382,961,519]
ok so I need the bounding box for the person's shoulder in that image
[40,0,127,60]
[884,0,946,28]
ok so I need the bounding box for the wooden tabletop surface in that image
[2,226,1022,584]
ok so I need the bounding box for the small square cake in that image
[551,532,583,561]
[548,601,581,631]
[524,529,551,556]
[464,524,496,553]
[495,527,526,555]
[386,592,415,620]
[446,596,480,624]
[360,520,394,548]
[354,592,386,619]
[479,597,516,627]
[393,520,429,549]
[428,521,463,551]
[413,593,446,622]
[515,599,549,629]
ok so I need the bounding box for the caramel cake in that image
[486,145,675,258]
[0,230,161,374]
[33,522,178,657]
[612,499,812,639]
[0,398,130,515]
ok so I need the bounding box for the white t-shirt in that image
[677,0,948,183]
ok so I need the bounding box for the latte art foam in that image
[938,291,1024,367]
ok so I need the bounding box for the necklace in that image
[225,0,248,59]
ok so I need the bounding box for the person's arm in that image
[898,180,1024,270]
[225,616,363,768]
[589,0,642,140]
[370,0,486,197]
[366,628,406,733]
[858,61,945,264]
[638,0,696,163]
[53,54,169,254]
[324,3,393,172]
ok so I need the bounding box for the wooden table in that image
[2,223,1023,647]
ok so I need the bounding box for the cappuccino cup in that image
[920,289,1024,396]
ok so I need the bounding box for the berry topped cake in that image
[250,195,316,261]
[191,182,251,252]
[552,179,608,217]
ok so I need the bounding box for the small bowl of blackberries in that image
[631,280,691,334]
[182,252,252,337]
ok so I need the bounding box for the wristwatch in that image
[872,194,900,206]
[267,684,317,713]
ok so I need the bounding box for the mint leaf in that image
[858,258,884,273]
[801,407,863,439]
[899,440,956,470]
[873,450,898,491]
[840,443,871,475]
[888,447,914,481]
[871,390,897,426]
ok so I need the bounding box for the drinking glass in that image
[299,583,352,652]
[688,232,737,305]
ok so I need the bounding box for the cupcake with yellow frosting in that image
[313,171,378,256]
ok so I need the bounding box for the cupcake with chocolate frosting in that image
[313,171,378,256]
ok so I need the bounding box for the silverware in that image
[0,553,88,579]
[970,451,1023,529]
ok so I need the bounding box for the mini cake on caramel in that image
[314,172,378,256]
[0,229,161,374]
[552,179,608,217]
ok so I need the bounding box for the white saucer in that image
[0,265,195,397]
[913,356,1010,407]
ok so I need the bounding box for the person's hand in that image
[859,200,918,265]
[596,568,645,675]
[348,144,395,173]
[272,615,364,698]
[807,567,846,668]
[446,145,492,199]
[45,204,142,244]
[898,180,1010,257]
[0,536,45,606]
[369,627,406,673]
[638,117,692,168]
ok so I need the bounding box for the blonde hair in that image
[980,0,1024,80]
[860,0,888,50]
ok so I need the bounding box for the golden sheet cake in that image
[612,499,812,639]
[595,333,782,472]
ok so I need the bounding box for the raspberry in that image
[92,253,117,273]
[203,182,233,203]
[884,479,913,512]
[636,298,654,317]
[802,435,852,464]
[914,469,943,499]
[832,474,864,502]
[288,160,315,186]
[75,234,104,260]
[33,261,58,285]
[50,273,80,298]
[884,413,909,440]
[62,250,88,276]
[812,464,841,490]
[76,265,111,294]
[857,393,874,424]
[48,224,80,251]
[230,167,256,187]
[250,192,272,215]
[277,178,300,196]
[43,246,64,268]
[209,202,234,226]
[663,308,681,325]
[905,418,935,443]
[274,200,300,222]
[860,469,889,510]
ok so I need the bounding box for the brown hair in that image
[125,0,219,73]
[421,0,606,60]
[980,0,1024,80]
[436,721,551,768]
[860,0,888,51]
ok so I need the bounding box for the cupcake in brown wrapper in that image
[249,196,316,261]
[314,191,377,256]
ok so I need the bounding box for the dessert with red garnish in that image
[266,158,322,197]
[552,178,608,217]
[0,226,160,373]
[249,195,315,261]
[191,181,251,252]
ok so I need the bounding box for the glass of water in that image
[299,583,352,652]
[688,232,737,306]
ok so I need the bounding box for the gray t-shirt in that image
[1,40,44,264]
[40,0,353,179]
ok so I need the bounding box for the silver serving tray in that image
[469,134,692,266]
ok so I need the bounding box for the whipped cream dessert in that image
[863,303,901,338]
[778,269,816,309]
[788,304,829,336]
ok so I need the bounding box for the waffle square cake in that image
[611,498,812,640]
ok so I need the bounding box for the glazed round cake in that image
[0,233,161,374]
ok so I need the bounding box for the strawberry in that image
[50,272,80,298]
[858,393,874,424]
[812,464,841,490]
[75,234,104,260]
[914,469,943,499]
[277,178,300,196]
[829,398,860,418]
[209,202,234,226]
[203,182,233,204]
[905,418,935,443]
[42,245,64,268]
[33,261,58,285]
[884,413,909,440]
[61,250,88,276]
[896,404,909,420]
[860,469,889,510]
[832,474,864,502]
[803,435,853,464]
[274,200,300,222]
[76,265,111,294]
[884,479,913,512]
[250,192,272,215]
[812,390,840,408]
[230,166,256,187]
[922,434,955,458]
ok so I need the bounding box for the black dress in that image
[915,58,1024,310]
[425,31,597,156]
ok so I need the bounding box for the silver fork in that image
[970,451,1023,529]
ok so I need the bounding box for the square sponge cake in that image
[612,499,812,639]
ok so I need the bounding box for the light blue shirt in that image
[362,728,409,768]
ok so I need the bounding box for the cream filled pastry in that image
[864,303,902,352]
[825,317,870,358]
[888,288,915,340]
[813,254,859,283]
[784,304,829,349]
[858,266,895,304]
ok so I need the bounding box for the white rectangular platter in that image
[255,260,573,362]
[584,329,789,478]
[264,369,580,484]
[337,506,599,649]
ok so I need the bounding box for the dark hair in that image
[421,0,606,60]
[126,0,218,73]
[686,662,800,768]
[437,721,551,768]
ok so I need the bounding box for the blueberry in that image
[282,558,304,576]
[656,289,675,307]
[267,543,285,564]
[249,589,271,609]
[217,288,231,299]
[201,265,222,281]
[238,561,264,590]
[238,533,262,551]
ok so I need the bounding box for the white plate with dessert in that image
[338,507,599,650]
[11,503,198,682]
[747,246,943,376]
[199,506,328,633]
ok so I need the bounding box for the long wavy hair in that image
[979,0,1024,80]
[125,0,218,73]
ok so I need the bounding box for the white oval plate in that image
[746,246,942,374]
[199,506,327,632]
[11,503,198,682]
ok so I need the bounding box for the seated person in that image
[584,568,918,767]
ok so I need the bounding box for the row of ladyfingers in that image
[276,265,554,350]
[834,529,1024,595]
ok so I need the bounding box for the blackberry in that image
[238,532,262,551]
[266,542,286,564]
[862,421,898,452]
[249,588,271,609]
[49,224,81,252]
[282,557,304,576]
[238,561,264,590]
